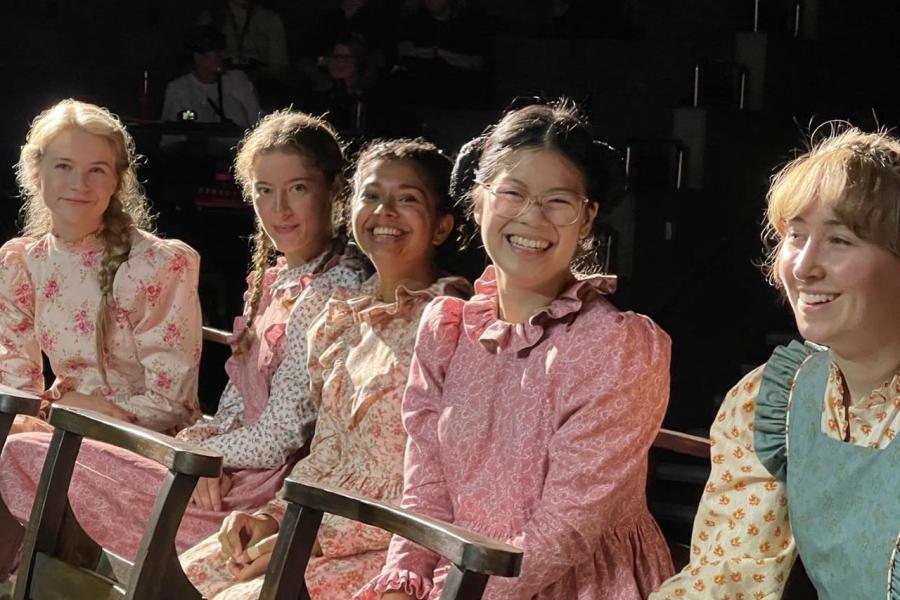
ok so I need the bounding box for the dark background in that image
[2,0,898,431]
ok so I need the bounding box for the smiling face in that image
[351,158,453,277]
[250,150,335,267]
[475,148,597,295]
[779,199,900,359]
[38,126,118,240]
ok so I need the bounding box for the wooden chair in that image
[649,428,817,599]
[0,393,42,580]
[13,404,221,600]
[258,480,523,600]
[0,325,232,579]
[253,430,711,598]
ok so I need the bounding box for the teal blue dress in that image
[754,341,900,600]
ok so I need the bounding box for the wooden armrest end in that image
[202,326,232,346]
[282,479,522,577]
[0,393,41,417]
[47,405,222,478]
[653,428,711,459]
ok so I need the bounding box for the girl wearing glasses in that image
[358,100,674,599]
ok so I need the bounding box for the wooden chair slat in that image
[47,406,221,477]
[202,326,232,346]
[439,565,489,600]
[259,503,322,600]
[281,479,523,577]
[0,394,41,418]
[29,553,124,600]
[652,428,711,458]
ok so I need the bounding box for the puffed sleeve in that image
[197,265,366,468]
[649,366,798,600]
[484,312,671,597]
[111,238,202,432]
[0,238,43,392]
[355,296,465,599]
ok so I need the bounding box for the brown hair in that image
[232,109,346,344]
[15,99,152,383]
[762,124,900,287]
[453,99,626,274]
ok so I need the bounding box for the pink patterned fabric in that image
[0,230,202,431]
[357,266,674,600]
[222,259,305,424]
[181,275,473,600]
[0,250,367,559]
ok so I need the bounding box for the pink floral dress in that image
[357,265,674,600]
[0,230,202,429]
[0,248,365,560]
[181,275,472,600]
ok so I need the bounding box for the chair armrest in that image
[203,326,232,346]
[47,405,222,478]
[281,479,522,577]
[653,428,711,458]
[0,392,41,417]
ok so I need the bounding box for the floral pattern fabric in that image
[358,265,674,600]
[181,275,473,600]
[177,251,368,469]
[0,248,366,560]
[0,230,202,431]
[649,364,900,600]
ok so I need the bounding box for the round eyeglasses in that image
[476,181,590,226]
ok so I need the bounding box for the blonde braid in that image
[233,223,274,352]
[94,197,136,383]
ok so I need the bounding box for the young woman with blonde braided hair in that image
[0,108,368,563]
[0,98,203,432]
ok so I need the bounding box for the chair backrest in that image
[13,405,222,600]
[258,479,522,600]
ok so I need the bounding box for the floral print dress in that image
[358,265,674,600]
[181,275,472,600]
[649,355,900,600]
[0,230,202,429]
[0,247,365,559]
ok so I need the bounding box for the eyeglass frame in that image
[474,179,593,226]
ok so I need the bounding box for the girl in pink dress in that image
[0,109,367,562]
[0,98,203,574]
[358,100,674,600]
[0,99,202,432]
[179,138,472,599]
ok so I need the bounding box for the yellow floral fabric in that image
[650,363,900,600]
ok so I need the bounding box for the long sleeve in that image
[112,240,203,432]
[198,266,364,468]
[485,313,671,598]
[358,297,464,598]
[0,238,43,393]
[649,367,797,600]
[176,381,244,441]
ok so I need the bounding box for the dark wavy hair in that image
[451,98,626,274]
[351,138,463,274]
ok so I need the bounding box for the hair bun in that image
[450,134,487,205]
[590,140,628,215]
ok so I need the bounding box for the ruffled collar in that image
[829,362,900,411]
[325,274,472,327]
[268,250,333,301]
[463,265,616,354]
